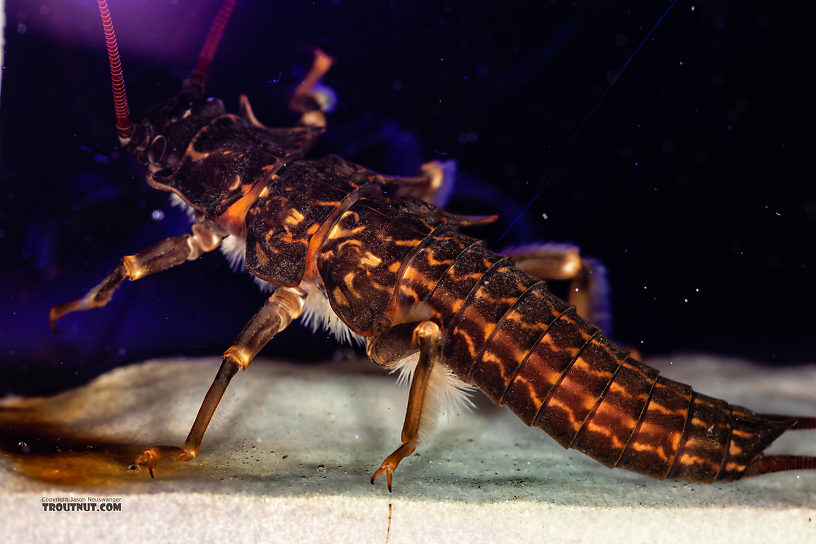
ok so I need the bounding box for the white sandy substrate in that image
[1,355,815,543]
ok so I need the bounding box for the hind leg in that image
[501,243,612,332]
[367,321,444,491]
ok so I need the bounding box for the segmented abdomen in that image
[387,230,790,482]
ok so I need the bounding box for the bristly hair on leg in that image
[391,352,475,442]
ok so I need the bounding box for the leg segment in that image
[49,222,223,330]
[369,321,443,491]
[288,50,456,206]
[501,243,612,332]
[289,49,335,128]
[390,160,457,207]
[134,286,306,477]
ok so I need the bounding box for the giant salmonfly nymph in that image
[47,0,815,491]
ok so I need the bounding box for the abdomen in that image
[394,234,791,482]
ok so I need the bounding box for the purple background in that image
[1,0,814,395]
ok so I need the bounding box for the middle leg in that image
[133,286,307,477]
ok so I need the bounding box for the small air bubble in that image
[17,24,27,35]
[151,209,165,221]
[541,213,548,220]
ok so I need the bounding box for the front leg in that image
[369,321,443,491]
[134,286,306,477]
[49,221,223,330]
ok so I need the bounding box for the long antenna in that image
[187,0,239,90]
[96,0,132,139]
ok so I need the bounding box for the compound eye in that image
[135,123,153,151]
[147,135,167,165]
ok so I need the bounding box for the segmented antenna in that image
[187,0,239,90]
[96,0,132,139]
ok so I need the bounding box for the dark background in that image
[1,0,814,396]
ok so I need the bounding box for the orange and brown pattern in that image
[150,114,324,218]
[316,195,481,334]
[55,0,816,487]
[245,155,371,286]
[351,221,796,481]
[155,124,804,481]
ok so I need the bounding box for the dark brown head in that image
[126,91,225,176]
[95,0,236,191]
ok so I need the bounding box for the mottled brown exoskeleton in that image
[51,0,816,490]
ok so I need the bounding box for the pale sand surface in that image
[1,355,815,543]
